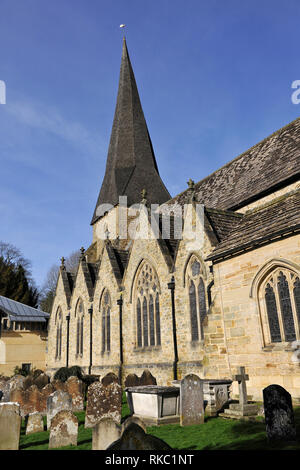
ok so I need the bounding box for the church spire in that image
[91,38,170,225]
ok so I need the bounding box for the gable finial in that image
[60,257,65,268]
[141,188,148,205]
[80,247,85,260]
[187,178,196,202]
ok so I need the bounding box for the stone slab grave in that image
[49,410,78,449]
[263,384,296,442]
[92,417,121,450]
[126,385,180,426]
[46,390,73,430]
[26,412,44,435]
[85,376,122,429]
[219,366,259,420]
[180,374,204,426]
[107,421,172,450]
[0,402,21,450]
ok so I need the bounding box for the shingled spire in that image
[91,38,171,225]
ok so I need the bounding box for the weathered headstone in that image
[101,372,119,386]
[0,377,10,402]
[180,374,204,426]
[92,417,121,450]
[0,403,21,450]
[34,373,50,390]
[121,415,147,434]
[47,390,73,429]
[125,374,140,388]
[26,412,44,435]
[139,370,157,386]
[263,384,296,442]
[85,381,122,428]
[107,423,172,450]
[66,376,84,411]
[48,410,78,449]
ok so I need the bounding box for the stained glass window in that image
[262,269,300,343]
[55,308,62,360]
[186,256,207,341]
[100,290,111,352]
[75,299,84,356]
[135,261,161,348]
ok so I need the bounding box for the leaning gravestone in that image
[0,403,21,450]
[26,412,44,435]
[49,410,78,449]
[85,381,122,428]
[263,384,296,442]
[121,416,147,434]
[92,417,121,450]
[180,374,204,426]
[46,390,73,430]
[107,423,172,450]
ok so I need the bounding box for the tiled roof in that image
[206,189,300,262]
[0,295,49,322]
[169,117,300,211]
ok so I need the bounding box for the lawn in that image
[19,397,300,451]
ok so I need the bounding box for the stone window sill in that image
[133,345,162,353]
[262,342,295,352]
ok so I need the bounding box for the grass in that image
[19,398,300,451]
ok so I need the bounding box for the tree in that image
[0,242,39,307]
[39,250,81,313]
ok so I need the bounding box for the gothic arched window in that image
[261,269,300,343]
[100,289,111,353]
[135,261,161,348]
[55,307,62,360]
[75,299,84,356]
[186,256,207,341]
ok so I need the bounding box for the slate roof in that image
[168,117,300,211]
[0,295,49,322]
[206,189,300,262]
[205,208,243,242]
[91,38,170,225]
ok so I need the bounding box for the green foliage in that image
[0,245,39,308]
[13,365,29,377]
[53,366,83,383]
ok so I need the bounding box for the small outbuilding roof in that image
[0,295,50,323]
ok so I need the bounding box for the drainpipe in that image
[65,313,70,367]
[117,293,123,385]
[88,305,93,375]
[168,276,178,381]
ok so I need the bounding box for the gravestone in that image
[66,376,84,411]
[47,390,73,429]
[49,410,78,449]
[180,374,204,426]
[85,381,122,428]
[34,373,50,390]
[121,416,147,434]
[219,366,259,420]
[101,372,119,386]
[107,423,172,450]
[125,374,140,388]
[0,403,21,450]
[0,377,10,402]
[26,412,44,435]
[92,417,121,450]
[140,370,157,386]
[263,384,296,442]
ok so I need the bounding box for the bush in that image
[53,366,83,383]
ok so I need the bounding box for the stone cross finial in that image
[141,188,147,205]
[60,257,65,267]
[187,178,195,190]
[80,247,85,259]
[233,366,249,407]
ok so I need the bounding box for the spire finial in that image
[120,24,126,40]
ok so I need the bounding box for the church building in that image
[47,38,300,402]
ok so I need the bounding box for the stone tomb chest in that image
[125,386,180,425]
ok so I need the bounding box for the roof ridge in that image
[244,187,300,216]
[205,207,244,218]
[0,294,48,314]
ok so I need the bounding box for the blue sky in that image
[0,0,299,289]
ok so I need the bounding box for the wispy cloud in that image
[4,99,104,155]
